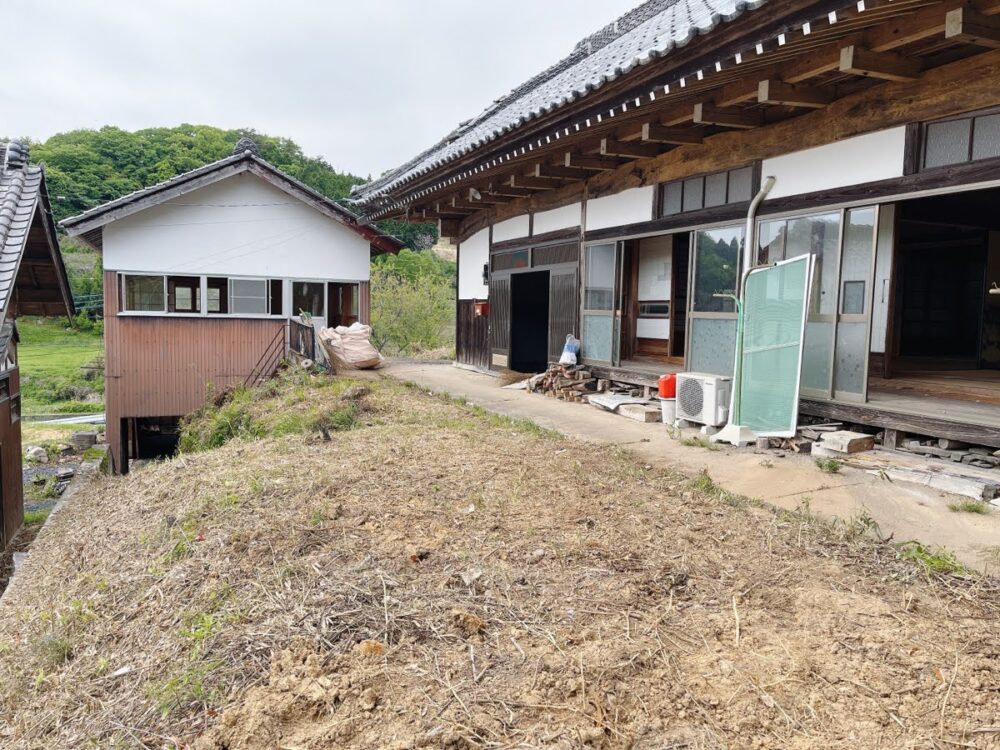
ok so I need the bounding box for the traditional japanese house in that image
[0,141,75,549]
[352,0,1000,447]
[62,139,401,474]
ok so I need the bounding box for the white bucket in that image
[659,397,676,425]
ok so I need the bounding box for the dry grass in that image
[0,375,998,749]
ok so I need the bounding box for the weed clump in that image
[947,500,990,514]
[178,370,364,453]
[815,457,843,473]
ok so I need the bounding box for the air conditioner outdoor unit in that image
[675,373,732,428]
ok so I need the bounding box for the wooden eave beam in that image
[839,45,922,81]
[487,183,534,198]
[716,78,760,107]
[757,79,833,108]
[600,138,662,159]
[534,163,588,179]
[509,174,563,190]
[640,123,703,145]
[434,201,473,216]
[693,102,763,129]
[468,188,511,204]
[438,218,462,238]
[945,6,1000,48]
[565,153,626,171]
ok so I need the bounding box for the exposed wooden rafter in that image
[945,6,1000,47]
[693,103,763,129]
[565,153,626,171]
[640,123,704,144]
[839,45,922,81]
[600,138,663,159]
[757,79,833,108]
[534,163,588,179]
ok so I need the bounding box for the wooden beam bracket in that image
[693,102,763,129]
[839,45,921,81]
[945,6,1000,48]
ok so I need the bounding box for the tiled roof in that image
[0,148,45,318]
[351,0,764,205]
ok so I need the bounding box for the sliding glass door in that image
[757,206,878,402]
[687,225,745,376]
[581,242,622,364]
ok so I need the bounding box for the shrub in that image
[369,262,455,357]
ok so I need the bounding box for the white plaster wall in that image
[103,172,371,280]
[762,127,907,201]
[870,203,895,354]
[533,203,581,235]
[585,186,655,231]
[458,228,490,300]
[492,215,530,242]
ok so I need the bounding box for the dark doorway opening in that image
[510,271,550,373]
[134,417,182,461]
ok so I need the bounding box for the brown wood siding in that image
[0,367,22,550]
[548,270,579,361]
[488,276,511,366]
[457,300,489,370]
[359,281,371,325]
[104,271,285,472]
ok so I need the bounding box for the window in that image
[659,166,756,218]
[270,279,283,316]
[292,281,325,317]
[0,378,9,400]
[921,108,1000,169]
[692,226,744,313]
[207,278,228,314]
[491,249,530,272]
[167,276,200,313]
[10,394,20,424]
[230,279,268,314]
[122,275,165,312]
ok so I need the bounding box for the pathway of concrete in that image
[384,361,1000,572]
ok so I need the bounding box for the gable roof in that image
[61,143,404,255]
[351,0,763,208]
[0,142,75,320]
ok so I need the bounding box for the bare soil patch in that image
[0,376,997,749]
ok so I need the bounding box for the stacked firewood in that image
[526,364,606,401]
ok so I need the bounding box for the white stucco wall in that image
[762,127,907,201]
[102,172,371,280]
[585,186,655,231]
[492,215,530,243]
[533,203,581,235]
[458,228,490,300]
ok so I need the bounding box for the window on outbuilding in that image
[230,279,269,314]
[207,278,229,314]
[122,275,165,312]
[270,280,283,316]
[167,276,201,313]
[292,281,325,318]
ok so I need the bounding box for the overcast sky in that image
[3,0,639,178]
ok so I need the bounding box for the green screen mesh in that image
[738,255,811,436]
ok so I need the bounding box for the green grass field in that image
[17,316,104,415]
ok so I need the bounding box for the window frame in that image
[914,105,1000,173]
[115,274,298,319]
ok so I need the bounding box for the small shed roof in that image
[0,142,75,320]
[61,142,404,255]
[351,0,763,207]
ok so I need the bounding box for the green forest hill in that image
[13,125,441,300]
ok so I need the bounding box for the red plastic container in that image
[658,373,676,399]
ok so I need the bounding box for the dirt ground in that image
[0,376,997,749]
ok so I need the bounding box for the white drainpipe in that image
[743,175,776,287]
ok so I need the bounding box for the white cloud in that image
[3,0,640,177]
